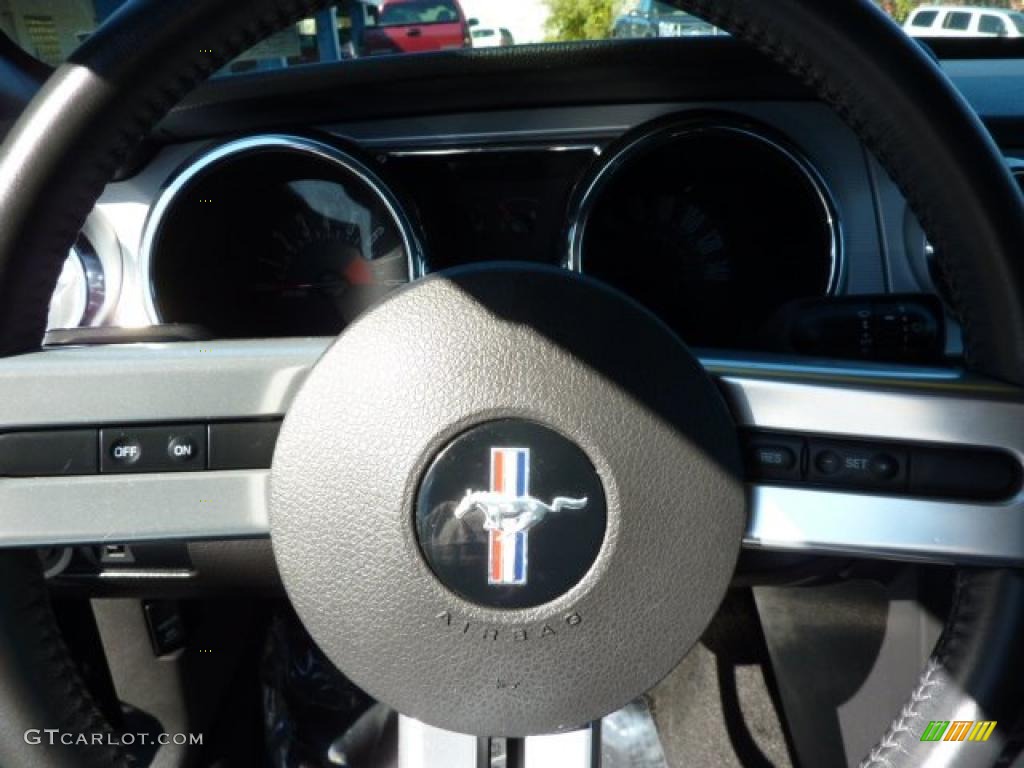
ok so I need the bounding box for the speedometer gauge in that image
[144,136,422,338]
[569,117,841,349]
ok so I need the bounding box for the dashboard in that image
[40,44,1024,360]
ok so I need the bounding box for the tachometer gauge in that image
[569,117,841,349]
[145,136,422,338]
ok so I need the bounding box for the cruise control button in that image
[101,425,206,473]
[808,439,908,490]
[110,438,142,466]
[742,434,804,481]
[815,451,841,475]
[870,453,899,480]
[755,445,796,470]
[167,435,199,463]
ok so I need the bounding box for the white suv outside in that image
[904,6,1024,38]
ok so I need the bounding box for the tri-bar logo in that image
[451,446,588,586]
[920,720,997,742]
[418,420,604,609]
[485,447,530,585]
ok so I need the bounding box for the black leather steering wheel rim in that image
[0,1,1021,766]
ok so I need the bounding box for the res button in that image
[744,434,804,481]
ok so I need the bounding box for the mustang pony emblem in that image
[454,492,589,534]
[453,447,588,585]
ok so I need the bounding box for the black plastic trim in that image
[157,39,808,140]
[743,430,1022,502]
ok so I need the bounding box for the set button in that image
[807,440,907,490]
[744,432,908,491]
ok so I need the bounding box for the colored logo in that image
[416,420,606,609]
[920,720,997,742]
[453,447,587,586]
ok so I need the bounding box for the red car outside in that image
[361,0,472,56]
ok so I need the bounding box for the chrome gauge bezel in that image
[565,115,845,296]
[139,134,426,324]
[46,211,124,332]
[73,234,105,326]
[906,161,1023,303]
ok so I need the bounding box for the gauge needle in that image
[246,280,348,293]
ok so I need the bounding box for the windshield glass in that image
[0,1,1017,71]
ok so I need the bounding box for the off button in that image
[168,435,199,464]
[110,438,143,466]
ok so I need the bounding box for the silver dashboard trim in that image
[384,143,601,158]
[95,569,195,580]
[565,117,845,296]
[137,134,426,325]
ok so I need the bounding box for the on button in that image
[168,436,198,463]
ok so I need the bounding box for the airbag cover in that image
[270,264,745,736]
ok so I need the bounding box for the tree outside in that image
[544,0,625,42]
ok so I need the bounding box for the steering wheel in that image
[1,1,1023,766]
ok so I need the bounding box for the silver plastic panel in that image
[398,715,481,768]
[601,700,669,768]
[713,360,1023,450]
[0,339,326,428]
[0,343,1021,564]
[0,471,269,547]
[524,725,599,768]
[747,486,1024,565]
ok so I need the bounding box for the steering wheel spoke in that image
[708,353,1024,566]
[397,716,607,768]
[0,341,1020,570]
[0,338,324,547]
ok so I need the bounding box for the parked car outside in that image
[360,0,471,56]
[612,2,722,39]
[904,5,1024,38]
[470,24,514,48]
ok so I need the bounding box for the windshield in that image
[0,1,1017,71]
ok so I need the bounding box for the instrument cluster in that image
[132,114,842,349]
